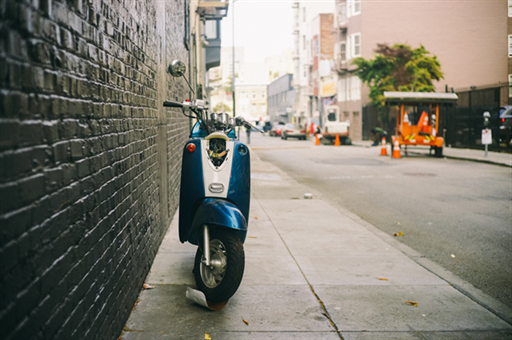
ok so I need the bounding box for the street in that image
[122,133,512,339]
[253,133,512,309]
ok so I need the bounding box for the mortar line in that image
[255,195,344,340]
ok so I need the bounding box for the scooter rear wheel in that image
[194,228,245,303]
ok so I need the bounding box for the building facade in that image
[292,1,335,129]
[333,0,508,140]
[268,74,296,124]
[0,0,228,339]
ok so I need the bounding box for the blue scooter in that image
[164,60,262,303]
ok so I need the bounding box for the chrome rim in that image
[200,239,227,288]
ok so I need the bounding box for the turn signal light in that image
[187,143,196,152]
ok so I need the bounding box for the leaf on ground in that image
[378,277,388,281]
[248,236,257,238]
[254,216,258,219]
[404,300,418,306]
[243,319,249,325]
[143,283,155,289]
[393,231,403,236]
[205,332,211,340]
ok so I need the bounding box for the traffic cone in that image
[403,113,410,126]
[380,137,387,156]
[392,140,401,159]
[315,134,320,146]
[334,135,341,146]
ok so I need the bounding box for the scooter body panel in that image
[179,129,251,245]
[178,138,205,243]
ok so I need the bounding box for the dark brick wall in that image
[0,0,189,339]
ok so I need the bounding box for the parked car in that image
[281,123,307,140]
[498,106,512,145]
[269,123,285,137]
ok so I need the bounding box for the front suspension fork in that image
[203,225,210,266]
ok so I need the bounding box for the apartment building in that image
[292,1,335,127]
[268,74,296,124]
[333,0,507,141]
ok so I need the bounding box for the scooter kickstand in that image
[203,225,210,267]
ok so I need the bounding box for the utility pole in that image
[232,0,236,118]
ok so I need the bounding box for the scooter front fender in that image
[188,198,248,245]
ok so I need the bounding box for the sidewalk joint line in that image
[257,200,345,340]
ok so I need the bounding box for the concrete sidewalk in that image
[352,140,512,167]
[121,150,512,340]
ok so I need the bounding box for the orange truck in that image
[384,92,458,157]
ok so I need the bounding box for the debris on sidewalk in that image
[393,231,404,236]
[243,319,249,325]
[378,277,388,281]
[451,254,456,258]
[404,301,418,306]
[143,283,155,289]
[304,193,313,199]
[186,287,228,311]
[205,332,211,340]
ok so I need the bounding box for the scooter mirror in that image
[168,60,186,78]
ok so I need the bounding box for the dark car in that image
[498,106,512,145]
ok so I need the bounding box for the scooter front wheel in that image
[194,228,245,303]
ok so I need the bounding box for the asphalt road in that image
[249,133,512,308]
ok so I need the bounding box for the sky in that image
[220,0,295,63]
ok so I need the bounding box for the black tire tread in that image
[194,228,245,303]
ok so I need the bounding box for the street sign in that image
[482,129,492,145]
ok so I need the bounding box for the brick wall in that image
[0,0,189,339]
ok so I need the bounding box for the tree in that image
[352,43,443,110]
[213,102,231,113]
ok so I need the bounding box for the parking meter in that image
[482,112,491,156]
[483,111,490,128]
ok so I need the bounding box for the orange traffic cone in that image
[334,135,341,146]
[315,134,320,146]
[380,137,387,156]
[392,140,401,159]
[403,113,410,127]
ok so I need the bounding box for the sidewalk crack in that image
[259,203,344,340]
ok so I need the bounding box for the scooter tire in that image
[194,228,245,303]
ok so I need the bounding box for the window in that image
[302,35,306,50]
[509,35,512,57]
[509,0,512,17]
[252,91,256,99]
[350,76,361,101]
[338,78,346,102]
[327,111,337,122]
[351,33,361,58]
[261,92,265,99]
[340,42,346,61]
[338,2,347,26]
[303,7,306,22]
[252,104,256,113]
[204,20,217,40]
[348,0,361,17]
[509,74,512,97]
[353,0,361,15]
[303,66,308,78]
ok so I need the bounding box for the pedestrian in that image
[315,125,321,136]
[370,127,387,146]
[246,127,251,144]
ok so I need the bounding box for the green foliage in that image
[213,102,231,112]
[352,43,443,110]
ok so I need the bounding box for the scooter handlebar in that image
[163,101,183,108]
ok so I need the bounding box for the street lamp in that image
[232,0,237,118]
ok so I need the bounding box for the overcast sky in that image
[220,0,295,63]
